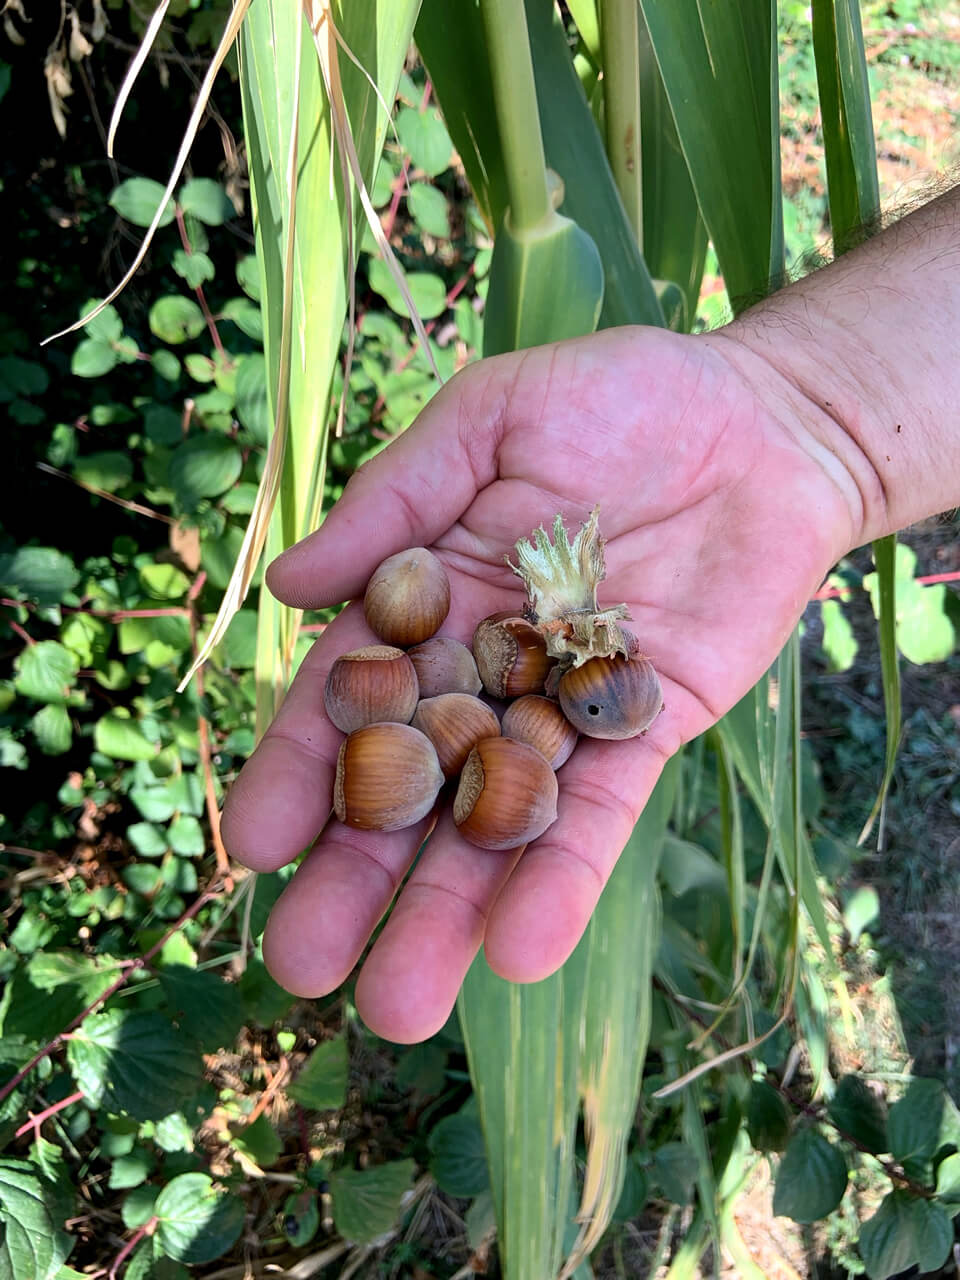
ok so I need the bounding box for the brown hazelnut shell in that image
[453,737,559,851]
[334,722,444,831]
[501,694,578,769]
[412,693,501,778]
[472,611,555,699]
[363,547,451,647]
[558,654,663,740]
[407,636,483,698]
[324,645,419,734]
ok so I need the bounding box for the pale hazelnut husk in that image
[472,611,555,699]
[558,654,663,740]
[407,636,482,698]
[453,737,559,851]
[411,693,501,778]
[324,645,419,734]
[501,694,578,769]
[363,547,451,647]
[333,723,444,831]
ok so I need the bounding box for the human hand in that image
[221,324,863,1042]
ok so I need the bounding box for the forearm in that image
[717,183,960,547]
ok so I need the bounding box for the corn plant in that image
[53,0,911,1274]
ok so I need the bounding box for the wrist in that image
[714,184,960,550]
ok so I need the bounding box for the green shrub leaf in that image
[859,1190,953,1279]
[221,297,263,340]
[139,563,191,600]
[128,822,168,857]
[121,1184,159,1230]
[827,1075,888,1154]
[652,1142,699,1204]
[178,178,234,226]
[231,1114,282,1170]
[234,354,269,444]
[0,1157,74,1280]
[109,177,176,228]
[172,249,215,288]
[428,1110,489,1197]
[167,816,204,856]
[773,1128,847,1222]
[887,1077,960,1166]
[74,450,134,493]
[154,1172,244,1263]
[235,255,261,301]
[746,1079,791,1152]
[407,182,450,238]
[168,436,243,507]
[67,1009,203,1120]
[14,641,79,705]
[30,704,72,756]
[0,547,79,605]
[819,597,858,672]
[935,1150,960,1204]
[149,297,206,345]
[367,258,448,319]
[71,338,119,378]
[0,355,50,400]
[329,1159,415,1244]
[288,1036,348,1111]
[94,712,158,761]
[157,966,245,1053]
[396,105,452,176]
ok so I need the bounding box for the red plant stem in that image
[175,207,227,359]
[421,79,432,111]
[813,568,960,600]
[8,618,34,646]
[108,1219,157,1280]
[14,1090,84,1139]
[0,887,221,1108]
[381,156,411,242]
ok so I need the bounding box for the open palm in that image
[221,325,859,1042]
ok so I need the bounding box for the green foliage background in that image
[0,0,959,1276]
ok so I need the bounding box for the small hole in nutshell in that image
[587,704,601,716]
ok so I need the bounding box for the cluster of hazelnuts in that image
[328,508,664,852]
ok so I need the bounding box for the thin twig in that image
[108,1218,157,1280]
[36,462,174,523]
[175,205,229,358]
[14,1090,84,1139]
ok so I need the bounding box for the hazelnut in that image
[324,645,419,734]
[407,636,483,698]
[472,611,555,698]
[453,737,559,850]
[558,654,663,739]
[333,723,444,831]
[411,693,501,777]
[363,547,451,646]
[501,694,578,769]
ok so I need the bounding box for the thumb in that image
[264,357,510,610]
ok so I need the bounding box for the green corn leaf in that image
[566,758,678,1270]
[238,0,419,732]
[637,11,708,324]
[859,535,900,845]
[811,0,880,252]
[638,0,784,307]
